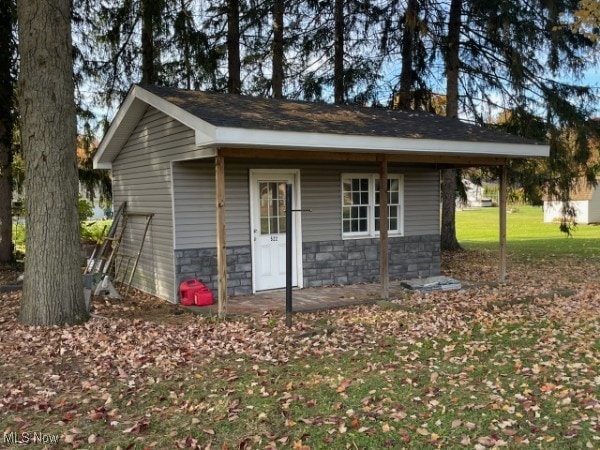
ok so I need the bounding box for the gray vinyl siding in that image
[171,162,214,248]
[172,162,251,248]
[112,106,198,302]
[300,165,343,240]
[403,170,440,236]
[172,160,440,249]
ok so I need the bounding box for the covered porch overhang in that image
[207,145,514,319]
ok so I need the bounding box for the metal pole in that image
[286,183,293,328]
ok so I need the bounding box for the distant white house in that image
[461,179,494,208]
[544,178,600,224]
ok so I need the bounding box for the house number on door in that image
[271,236,278,242]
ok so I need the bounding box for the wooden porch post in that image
[215,152,228,318]
[499,162,508,283]
[379,156,389,299]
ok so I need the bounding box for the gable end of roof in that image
[93,85,217,168]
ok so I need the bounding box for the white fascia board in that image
[214,127,549,158]
[93,85,218,169]
[93,88,142,169]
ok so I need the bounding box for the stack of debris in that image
[401,275,462,292]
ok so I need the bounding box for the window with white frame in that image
[341,174,403,238]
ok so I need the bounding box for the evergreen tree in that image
[141,0,165,84]
[472,0,596,227]
[440,0,462,251]
[334,0,345,104]
[75,0,150,106]
[202,0,305,97]
[77,125,112,207]
[67,0,598,249]
[272,0,285,98]
[434,0,598,244]
[227,0,241,94]
[162,1,220,90]
[292,0,386,103]
[397,0,421,110]
[75,0,219,108]
[382,0,444,110]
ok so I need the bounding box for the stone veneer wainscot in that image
[174,234,440,299]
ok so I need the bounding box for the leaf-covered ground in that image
[1,251,599,449]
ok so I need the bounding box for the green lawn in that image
[456,205,600,258]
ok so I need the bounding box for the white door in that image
[251,172,298,291]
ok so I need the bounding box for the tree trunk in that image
[17,0,88,325]
[446,0,460,120]
[0,0,14,264]
[272,0,284,99]
[141,0,155,84]
[334,0,344,104]
[0,138,11,264]
[441,169,460,250]
[441,0,462,251]
[227,0,241,94]
[397,0,419,110]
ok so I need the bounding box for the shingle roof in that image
[141,85,542,146]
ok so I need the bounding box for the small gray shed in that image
[94,85,548,306]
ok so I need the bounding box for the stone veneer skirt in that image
[174,234,440,299]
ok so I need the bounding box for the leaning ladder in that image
[113,212,154,299]
[86,202,127,275]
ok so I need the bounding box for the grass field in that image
[456,205,600,259]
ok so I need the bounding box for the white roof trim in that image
[211,127,547,158]
[93,89,143,169]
